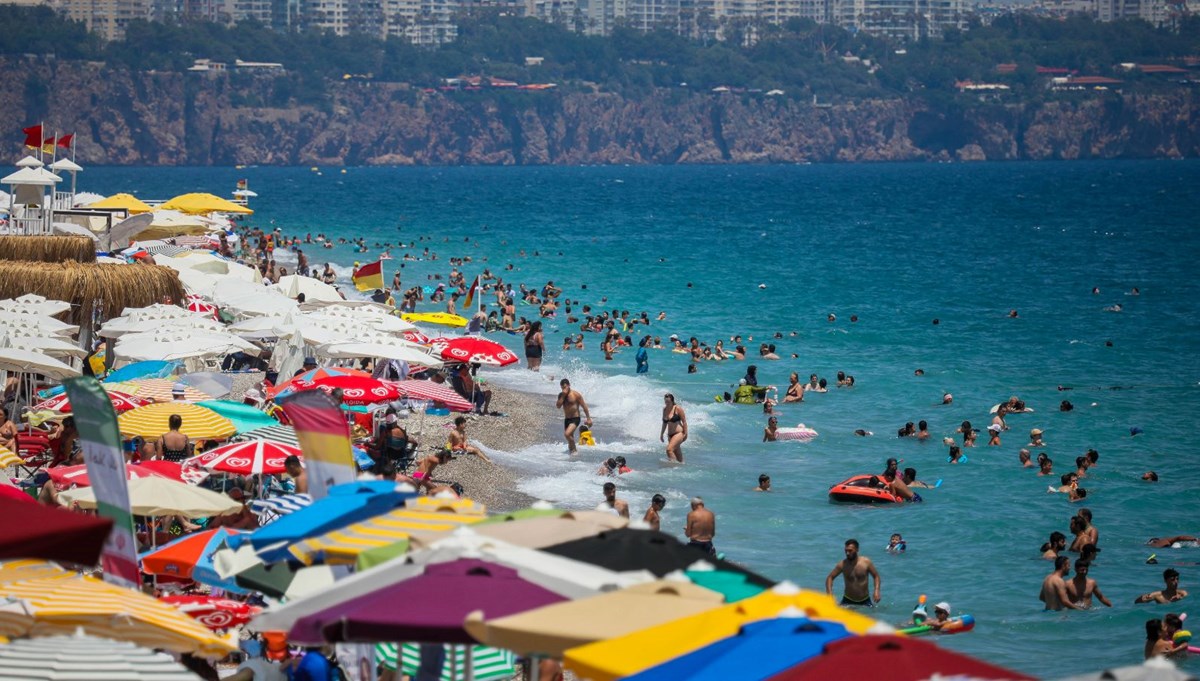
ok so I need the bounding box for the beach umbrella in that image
[170,234,217,249]
[1054,657,1198,681]
[0,294,71,317]
[542,528,775,586]
[562,583,884,681]
[185,440,300,476]
[268,366,372,398]
[626,616,852,681]
[3,335,87,360]
[459,513,627,550]
[115,329,259,363]
[107,378,212,403]
[290,558,568,645]
[228,315,289,339]
[211,279,297,320]
[248,492,312,525]
[402,312,468,328]
[317,341,443,368]
[391,379,473,412]
[0,486,33,504]
[33,390,151,414]
[0,569,237,657]
[0,445,20,469]
[47,461,197,489]
[159,192,253,215]
[117,402,236,439]
[402,330,432,344]
[179,374,234,400]
[0,631,204,680]
[86,192,153,213]
[160,595,261,632]
[683,566,768,603]
[141,528,246,580]
[430,337,519,367]
[60,477,242,519]
[284,374,401,406]
[0,497,111,564]
[768,635,1033,681]
[0,348,79,381]
[287,504,488,566]
[237,424,301,448]
[380,642,517,681]
[101,360,180,384]
[274,275,343,303]
[186,296,218,319]
[464,580,725,659]
[248,481,416,562]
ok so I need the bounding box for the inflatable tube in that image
[947,454,969,464]
[899,615,976,636]
[776,424,818,441]
[990,403,1034,414]
[1188,645,1200,655]
[828,475,904,504]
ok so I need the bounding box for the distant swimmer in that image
[942,393,953,405]
[826,539,881,606]
[1040,556,1082,610]
[1143,471,1159,482]
[886,534,906,553]
[1104,304,1123,312]
[1134,568,1188,604]
[598,482,629,518]
[1146,536,1198,548]
[753,474,772,492]
[782,373,804,403]
[1042,532,1067,560]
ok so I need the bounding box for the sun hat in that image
[1031,428,1044,436]
[935,602,951,613]
[988,424,1002,433]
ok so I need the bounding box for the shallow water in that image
[90,161,1200,676]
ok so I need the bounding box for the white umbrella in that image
[0,308,77,333]
[179,372,234,399]
[1054,657,1198,681]
[115,330,260,362]
[173,268,221,298]
[0,347,80,380]
[228,315,288,339]
[52,222,99,241]
[0,631,202,681]
[274,275,343,303]
[270,324,306,380]
[5,336,86,359]
[317,341,442,368]
[173,252,261,283]
[73,191,106,207]
[306,310,416,333]
[100,311,222,339]
[4,320,78,340]
[61,476,242,518]
[212,279,297,319]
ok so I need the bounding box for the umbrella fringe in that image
[0,261,186,326]
[0,235,96,264]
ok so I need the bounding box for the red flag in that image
[22,124,42,148]
[352,260,384,292]
[57,133,73,149]
[464,274,480,309]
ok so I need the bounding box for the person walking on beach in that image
[524,321,544,371]
[825,539,881,606]
[685,497,716,555]
[660,393,688,463]
[556,379,592,455]
[643,494,665,531]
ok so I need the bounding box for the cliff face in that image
[3,58,1198,165]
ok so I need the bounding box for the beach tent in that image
[0,631,208,680]
[159,192,252,215]
[86,193,153,214]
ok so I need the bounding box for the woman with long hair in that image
[659,393,688,463]
[524,321,545,371]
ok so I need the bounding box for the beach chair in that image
[13,429,53,476]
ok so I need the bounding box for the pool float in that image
[775,424,818,441]
[899,614,976,636]
[828,475,904,504]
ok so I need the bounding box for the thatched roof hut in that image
[0,261,185,326]
[0,235,96,263]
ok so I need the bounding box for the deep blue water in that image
[86,161,1200,676]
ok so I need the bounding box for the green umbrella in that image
[684,568,767,603]
[474,507,563,525]
[354,538,410,571]
[375,642,516,681]
[196,400,279,434]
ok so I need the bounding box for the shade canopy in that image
[0,497,111,565]
[1054,657,1199,681]
[317,341,443,368]
[107,377,210,403]
[457,513,627,550]
[767,634,1034,681]
[0,348,80,380]
[0,632,203,680]
[47,461,194,489]
[464,580,725,658]
[290,558,568,645]
[141,528,245,580]
[117,402,236,439]
[87,193,153,213]
[159,192,252,215]
[273,275,342,302]
[34,389,150,414]
[430,337,519,367]
[185,439,299,475]
[287,504,487,566]
[391,379,473,412]
[160,594,260,632]
[60,477,242,519]
[401,312,468,328]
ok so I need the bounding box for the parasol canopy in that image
[767,634,1034,681]
[60,477,242,519]
[159,192,253,215]
[33,390,151,414]
[141,528,246,581]
[392,379,472,412]
[0,498,111,565]
[86,192,153,213]
[282,374,401,406]
[118,402,236,439]
[430,337,519,367]
[47,461,198,489]
[0,631,208,680]
[160,594,261,632]
[185,439,300,475]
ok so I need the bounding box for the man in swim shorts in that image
[825,539,881,606]
[556,379,592,455]
[447,416,492,463]
[685,497,716,556]
[1067,559,1112,608]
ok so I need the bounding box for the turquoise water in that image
[90,162,1200,676]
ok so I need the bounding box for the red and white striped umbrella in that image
[184,440,301,475]
[160,595,261,631]
[391,379,473,412]
[47,460,204,488]
[402,330,432,344]
[429,337,519,367]
[289,375,401,406]
[33,390,151,414]
[186,296,218,319]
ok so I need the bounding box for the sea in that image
[87,161,1200,676]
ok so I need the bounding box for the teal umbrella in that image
[684,568,767,603]
[196,400,279,434]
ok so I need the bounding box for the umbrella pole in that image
[465,645,474,681]
[529,655,540,681]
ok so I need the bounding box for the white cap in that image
[935,601,951,613]
[739,378,747,386]
[988,424,1002,433]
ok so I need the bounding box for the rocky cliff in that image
[3,58,1198,165]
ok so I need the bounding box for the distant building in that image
[831,0,965,40]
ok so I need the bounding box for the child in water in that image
[887,533,907,553]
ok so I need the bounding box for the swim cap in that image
[739,379,747,385]
[935,602,951,613]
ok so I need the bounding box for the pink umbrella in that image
[185,440,302,475]
[160,595,261,631]
[33,390,152,414]
[391,380,472,412]
[430,337,519,367]
[47,460,200,488]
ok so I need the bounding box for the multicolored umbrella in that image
[185,440,300,475]
[117,402,236,439]
[269,366,373,398]
[287,505,487,566]
[160,595,261,631]
[141,528,246,580]
[0,446,21,469]
[391,379,472,412]
[32,390,151,414]
[285,375,401,406]
[430,337,519,367]
[767,635,1034,681]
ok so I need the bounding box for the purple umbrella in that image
[289,558,568,644]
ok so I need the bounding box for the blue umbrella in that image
[622,617,851,681]
[196,400,279,434]
[103,360,181,384]
[247,481,414,562]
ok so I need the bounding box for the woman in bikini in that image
[524,321,544,371]
[783,372,804,403]
[156,414,192,463]
[659,393,688,463]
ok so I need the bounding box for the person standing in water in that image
[825,539,881,606]
[524,321,544,371]
[556,379,592,456]
[660,393,688,463]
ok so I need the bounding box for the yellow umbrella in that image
[159,192,252,215]
[117,402,235,439]
[0,560,72,585]
[465,581,725,658]
[401,312,468,328]
[562,583,883,681]
[0,565,236,658]
[288,505,488,566]
[85,193,153,214]
[0,446,20,469]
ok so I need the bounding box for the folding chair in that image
[14,429,53,477]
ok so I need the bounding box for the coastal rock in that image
[2,57,1197,165]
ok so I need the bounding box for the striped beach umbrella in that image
[186,440,300,476]
[118,403,236,439]
[107,379,213,403]
[32,390,152,414]
[0,565,238,657]
[186,296,218,320]
[249,493,312,525]
[429,337,519,367]
[282,375,400,406]
[376,642,517,681]
[269,367,373,399]
[0,446,20,469]
[391,379,473,412]
[0,632,203,680]
[402,330,432,344]
[238,424,301,447]
[287,505,487,566]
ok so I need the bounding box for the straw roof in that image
[0,261,185,326]
[0,236,96,264]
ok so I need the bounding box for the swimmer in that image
[1042,532,1067,560]
[1019,449,1033,468]
[598,482,629,519]
[987,424,1001,446]
[643,494,665,531]
[886,533,906,553]
[1029,428,1045,447]
[763,416,779,442]
[941,393,953,405]
[914,368,925,376]
[1040,556,1082,611]
[825,539,881,606]
[1145,536,1197,548]
[855,429,873,437]
[1134,568,1188,603]
[903,467,935,489]
[1142,471,1159,482]
[1104,303,1123,312]
[754,474,771,492]
[1066,559,1112,608]
[947,445,965,464]
[1037,457,1053,476]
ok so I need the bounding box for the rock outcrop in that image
[2,58,1197,165]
